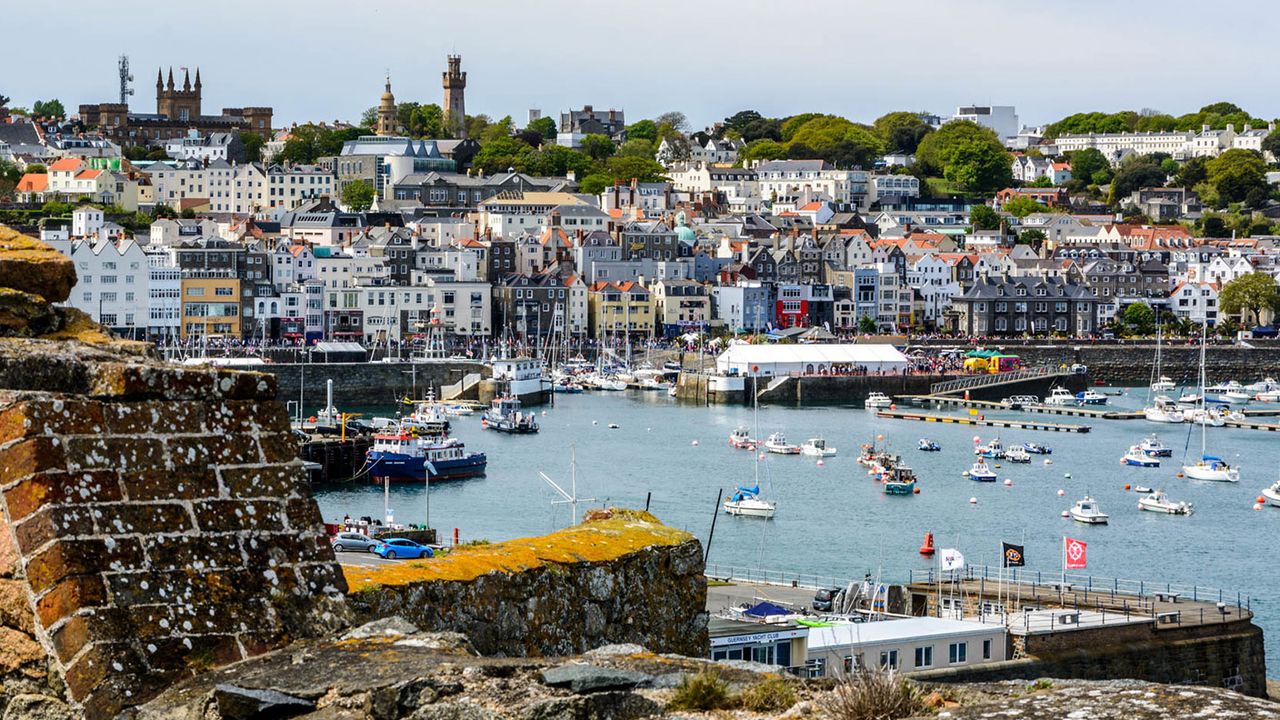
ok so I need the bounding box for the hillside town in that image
[4,57,1280,348]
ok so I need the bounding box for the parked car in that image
[330,532,380,553]
[811,587,841,612]
[373,538,434,560]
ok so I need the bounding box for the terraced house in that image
[952,275,1099,337]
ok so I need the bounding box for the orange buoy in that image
[1125,484,1131,491]
[913,487,921,494]
[919,532,935,556]
[1258,496,1267,504]
[309,416,317,423]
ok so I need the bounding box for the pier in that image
[875,409,1092,433]
[298,435,373,483]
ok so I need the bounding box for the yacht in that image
[1176,392,1201,406]
[917,438,941,452]
[481,396,539,434]
[974,437,1005,459]
[1143,396,1184,424]
[728,426,757,450]
[800,437,838,457]
[1044,387,1077,406]
[723,485,776,518]
[1262,480,1280,507]
[1138,490,1193,515]
[1138,434,1172,457]
[966,459,998,482]
[1256,389,1280,403]
[1075,390,1107,405]
[865,392,893,409]
[1069,496,1109,524]
[764,432,801,455]
[1004,446,1031,463]
[1187,406,1227,427]
[1121,445,1160,467]
[1182,324,1240,482]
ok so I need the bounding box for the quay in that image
[298,434,373,483]
[875,409,1091,433]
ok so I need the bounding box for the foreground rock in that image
[928,679,1280,719]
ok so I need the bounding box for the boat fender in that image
[1255,503,1264,511]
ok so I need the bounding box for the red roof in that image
[17,174,47,192]
[48,158,83,172]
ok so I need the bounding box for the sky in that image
[6,0,1279,131]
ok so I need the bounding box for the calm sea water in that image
[316,388,1280,673]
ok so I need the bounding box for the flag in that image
[939,548,965,572]
[1002,542,1025,568]
[1064,537,1087,570]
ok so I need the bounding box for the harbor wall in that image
[342,508,709,658]
[261,361,489,408]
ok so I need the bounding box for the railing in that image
[930,366,1064,395]
[705,562,859,592]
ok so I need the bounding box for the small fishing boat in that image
[1004,446,1031,463]
[728,426,757,450]
[1138,434,1172,457]
[723,485,776,518]
[1138,490,1193,515]
[1044,387,1076,406]
[880,464,917,495]
[856,442,880,466]
[974,437,1005,459]
[864,392,893,409]
[1151,376,1177,393]
[1134,485,1153,494]
[917,438,941,452]
[1262,480,1280,507]
[763,432,801,455]
[1021,442,1052,455]
[1183,455,1239,482]
[966,459,998,482]
[443,404,475,416]
[1069,495,1109,524]
[1075,390,1107,405]
[480,396,539,434]
[800,437,837,457]
[1121,445,1160,467]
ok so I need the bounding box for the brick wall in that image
[0,340,349,718]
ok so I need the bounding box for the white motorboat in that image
[1021,441,1052,455]
[1205,380,1242,394]
[728,426,757,450]
[1143,396,1185,424]
[974,437,1005,459]
[1262,481,1280,507]
[1069,496,1109,524]
[1187,406,1226,427]
[1256,389,1280,403]
[1139,434,1172,457]
[1044,387,1076,406]
[1138,490,1193,515]
[1133,485,1153,494]
[1248,377,1279,392]
[443,404,475,416]
[1176,392,1201,406]
[764,432,801,455]
[723,486,777,518]
[966,459,998,482]
[1182,324,1240,482]
[1224,389,1252,404]
[865,392,893,409]
[1075,390,1107,405]
[800,437,837,457]
[1150,376,1177,393]
[1121,445,1160,467]
[1004,446,1031,463]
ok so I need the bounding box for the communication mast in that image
[118,55,134,104]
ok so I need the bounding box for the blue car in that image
[373,538,434,560]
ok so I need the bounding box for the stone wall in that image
[344,508,709,658]
[262,360,488,408]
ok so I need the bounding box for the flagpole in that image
[1060,535,1067,598]
[1016,528,1025,611]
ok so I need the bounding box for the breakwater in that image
[260,360,488,408]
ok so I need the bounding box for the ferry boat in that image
[723,485,776,518]
[879,464,917,495]
[800,437,837,457]
[728,426,757,450]
[1044,387,1076,406]
[1262,480,1280,507]
[366,425,487,481]
[1075,390,1107,405]
[1069,495,1109,524]
[1004,446,1031,463]
[917,439,941,452]
[1138,434,1172,457]
[1020,441,1052,455]
[974,437,1004,459]
[966,459,998,482]
[1121,445,1160,467]
[1138,490,1193,515]
[481,396,539,434]
[763,432,801,454]
[864,392,893,409]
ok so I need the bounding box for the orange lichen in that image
[342,509,691,590]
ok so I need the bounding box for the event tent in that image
[715,343,910,376]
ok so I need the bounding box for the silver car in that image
[331,532,380,553]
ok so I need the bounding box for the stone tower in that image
[442,54,467,139]
[376,75,398,136]
[156,66,201,122]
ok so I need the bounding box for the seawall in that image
[260,360,489,408]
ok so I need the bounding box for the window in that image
[982,639,992,660]
[215,287,233,297]
[914,646,933,668]
[949,642,967,664]
[879,650,899,670]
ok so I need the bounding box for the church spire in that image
[167,67,175,90]
[194,67,202,89]
[156,68,163,89]
[183,68,191,91]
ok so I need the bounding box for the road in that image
[335,550,411,567]
[707,580,827,614]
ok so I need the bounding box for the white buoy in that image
[969,497,978,504]
[1057,489,1065,497]
[1044,459,1053,465]
[1061,510,1070,518]
[962,471,971,477]
[593,420,599,425]
[691,440,699,446]
[817,459,825,467]
[1064,473,1072,479]
[759,452,767,460]
[1255,503,1264,511]
[1003,478,1013,486]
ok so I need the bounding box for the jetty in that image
[875,409,1091,433]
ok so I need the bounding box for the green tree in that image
[405,104,446,138]
[1018,228,1047,249]
[654,111,689,133]
[577,173,613,195]
[1067,148,1111,185]
[23,163,46,174]
[1200,214,1230,238]
[521,145,594,178]
[739,139,788,164]
[466,114,491,140]
[471,136,534,174]
[604,156,667,184]
[1206,149,1268,205]
[1122,303,1155,336]
[528,116,557,140]
[478,115,514,144]
[360,106,379,128]
[152,203,177,219]
[341,180,375,211]
[858,315,877,334]
[616,138,656,159]
[625,120,658,142]
[969,204,1001,231]
[238,131,265,162]
[1261,132,1280,163]
[1003,196,1049,218]
[1173,156,1208,188]
[779,113,823,141]
[579,134,616,161]
[872,111,932,154]
[1108,160,1167,205]
[32,99,65,118]
[942,137,1013,193]
[1218,272,1280,326]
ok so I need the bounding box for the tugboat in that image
[366,423,487,481]
[481,396,539,434]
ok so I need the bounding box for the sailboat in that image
[1144,323,1184,423]
[724,374,777,519]
[1149,323,1177,392]
[1182,324,1240,483]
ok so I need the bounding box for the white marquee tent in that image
[715,343,910,376]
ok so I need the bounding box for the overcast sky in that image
[7,0,1278,131]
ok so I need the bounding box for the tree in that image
[521,145,594,178]
[724,110,764,135]
[1122,303,1155,336]
[478,115,514,144]
[405,104,446,138]
[603,156,667,184]
[969,204,1000,231]
[738,139,788,164]
[616,138,656,159]
[625,119,658,142]
[943,137,1013,193]
[32,99,65,119]
[1218,273,1280,326]
[1173,156,1208,188]
[341,180,375,212]
[471,136,534,174]
[465,114,492,140]
[1003,196,1049,218]
[1018,228,1047,250]
[858,315,877,334]
[1067,148,1111,185]
[1200,214,1230,238]
[278,124,359,165]
[577,173,613,195]
[579,134,616,161]
[872,111,931,153]
[654,111,689,133]
[23,163,46,174]
[779,113,823,141]
[360,106,379,128]
[238,131,265,163]
[1108,160,1167,205]
[1206,149,1268,205]
[153,203,177,219]
[1261,132,1280,163]
[528,116,557,140]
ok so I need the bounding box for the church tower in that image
[442,55,467,139]
[156,66,201,122]
[376,75,398,136]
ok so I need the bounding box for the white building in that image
[146,251,182,340]
[326,279,492,341]
[1054,123,1273,164]
[1170,280,1219,325]
[805,617,1007,677]
[715,343,909,376]
[869,174,920,205]
[64,239,151,339]
[951,105,1019,139]
[752,160,869,207]
[163,130,239,162]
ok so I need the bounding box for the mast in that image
[1199,322,1207,458]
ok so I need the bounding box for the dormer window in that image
[1016,286,1027,297]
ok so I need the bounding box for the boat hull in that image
[1138,501,1190,515]
[969,473,997,482]
[1070,513,1108,524]
[1183,465,1238,482]
[367,451,487,481]
[1263,489,1280,507]
[1123,456,1160,468]
[723,500,776,518]
[882,482,915,495]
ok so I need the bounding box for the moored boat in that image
[1075,390,1107,405]
[1143,396,1185,424]
[800,437,837,457]
[723,485,776,518]
[879,464,917,495]
[1044,387,1076,406]
[366,424,487,481]
[764,432,801,454]
[1021,441,1052,455]
[1004,446,1031,463]
[1121,445,1160,467]
[1183,455,1239,482]
[865,392,893,409]
[966,459,998,482]
[1151,375,1177,393]
[1138,490,1193,515]
[728,426,757,450]
[1069,495,1109,524]
[481,396,539,434]
[917,438,941,452]
[975,437,1005,459]
[1139,434,1172,457]
[1262,480,1280,507]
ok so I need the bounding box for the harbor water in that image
[315,388,1280,672]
